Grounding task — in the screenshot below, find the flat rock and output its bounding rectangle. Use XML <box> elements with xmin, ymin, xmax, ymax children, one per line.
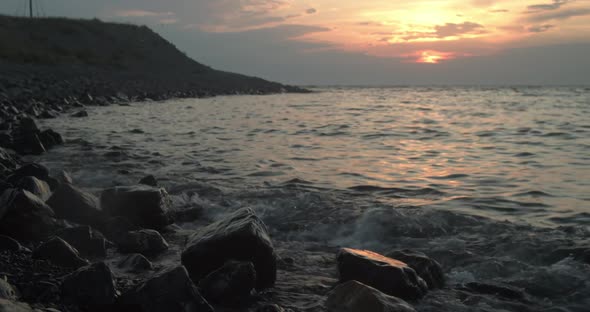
<box><xmin>181</xmin><ymin>208</ymin><xmax>276</xmax><ymax>289</ymax></box>
<box><xmin>61</xmin><ymin>262</ymin><xmax>116</xmax><ymax>305</ymax></box>
<box><xmin>198</xmin><ymin>260</ymin><xmax>256</xmax><ymax>304</ymax></box>
<box><xmin>46</xmin><ymin>183</ymin><xmax>104</xmax><ymax>226</ymax></box>
<box><xmin>118</xmin><ymin>266</ymin><xmax>213</xmax><ymax>312</ymax></box>
<box><xmin>117</xmin><ymin>229</ymin><xmax>169</xmax><ymax>256</ymax></box>
<box><xmin>100</xmin><ymin>185</ymin><xmax>172</xmax><ymax>230</ymax></box>
<box><xmin>118</xmin><ymin>253</ymin><xmax>153</xmax><ymax>272</ymax></box>
<box><xmin>55</xmin><ymin>226</ymin><xmax>108</xmax><ymax>258</ymax></box>
<box><xmin>326</xmin><ymin>280</ymin><xmax>416</xmax><ymax>312</ymax></box>
<box><xmin>337</xmin><ymin>248</ymin><xmax>428</xmax><ymax>300</ymax></box>
<box><xmin>16</xmin><ymin>176</ymin><xmax>51</xmax><ymax>201</ymax></box>
<box><xmin>32</xmin><ymin>237</ymin><xmax>89</xmax><ymax>268</ymax></box>
<box><xmin>0</xmin><ymin>189</ymin><xmax>58</xmax><ymax>241</ymax></box>
<box><xmin>386</xmin><ymin>250</ymin><xmax>445</xmax><ymax>289</ymax></box>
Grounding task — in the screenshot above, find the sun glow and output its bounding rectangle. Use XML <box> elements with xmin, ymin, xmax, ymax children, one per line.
<box><xmin>416</xmin><ymin>50</ymin><xmax>452</xmax><ymax>64</ymax></box>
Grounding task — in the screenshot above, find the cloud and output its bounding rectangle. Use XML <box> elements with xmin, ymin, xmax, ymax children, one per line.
<box><xmin>490</xmin><ymin>9</ymin><xmax>509</xmax><ymax>13</ymax></box>
<box><xmin>306</xmin><ymin>8</ymin><xmax>317</xmax><ymax>14</ymax></box>
<box><xmin>527</xmin><ymin>0</ymin><xmax>569</xmax><ymax>12</ymax></box>
<box><xmin>527</xmin><ymin>8</ymin><xmax>590</xmax><ymax>22</ymax></box>
<box><xmin>115</xmin><ymin>10</ymin><xmax>174</xmax><ymax>17</ymax></box>
<box><xmin>527</xmin><ymin>24</ymin><xmax>555</xmax><ymax>32</ymax></box>
<box><xmin>400</xmin><ymin>22</ymin><xmax>486</xmax><ymax>41</ymax></box>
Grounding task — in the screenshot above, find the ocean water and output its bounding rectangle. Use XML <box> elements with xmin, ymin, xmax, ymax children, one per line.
<box><xmin>32</xmin><ymin>87</ymin><xmax>590</xmax><ymax>311</ymax></box>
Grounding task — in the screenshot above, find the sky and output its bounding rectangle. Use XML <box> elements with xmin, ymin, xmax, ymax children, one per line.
<box><xmin>2</xmin><ymin>0</ymin><xmax>590</xmax><ymax>85</ymax></box>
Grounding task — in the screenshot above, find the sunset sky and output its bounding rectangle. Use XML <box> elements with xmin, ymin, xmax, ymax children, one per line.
<box><xmin>2</xmin><ymin>0</ymin><xmax>589</xmax><ymax>84</ymax></box>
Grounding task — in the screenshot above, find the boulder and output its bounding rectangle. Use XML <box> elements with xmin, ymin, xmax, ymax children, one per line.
<box><xmin>118</xmin><ymin>254</ymin><xmax>153</xmax><ymax>272</ymax></box>
<box><xmin>118</xmin><ymin>266</ymin><xmax>213</xmax><ymax>312</ymax></box>
<box><xmin>16</xmin><ymin>176</ymin><xmax>51</xmax><ymax>201</ymax></box>
<box><xmin>386</xmin><ymin>250</ymin><xmax>445</xmax><ymax>289</ymax></box>
<box><xmin>17</xmin><ymin>117</ymin><xmax>39</xmax><ymax>133</ymax></box>
<box><xmin>70</xmin><ymin>110</ymin><xmax>88</xmax><ymax>118</ymax></box>
<box><xmin>0</xmin><ymin>189</ymin><xmax>58</xmax><ymax>241</ymax></box>
<box><xmin>10</xmin><ymin>133</ymin><xmax>45</xmax><ymax>155</ymax></box>
<box><xmin>326</xmin><ymin>280</ymin><xmax>416</xmax><ymax>312</ymax></box>
<box><xmin>38</xmin><ymin>129</ymin><xmax>63</xmax><ymax>150</ymax></box>
<box><xmin>46</xmin><ymin>183</ymin><xmax>104</xmax><ymax>226</ymax></box>
<box><xmin>100</xmin><ymin>185</ymin><xmax>172</xmax><ymax>230</ymax></box>
<box><xmin>32</xmin><ymin>237</ymin><xmax>89</xmax><ymax>268</ymax></box>
<box><xmin>117</xmin><ymin>230</ymin><xmax>169</xmax><ymax>256</ymax></box>
<box><xmin>99</xmin><ymin>216</ymin><xmax>141</xmax><ymax>243</ymax></box>
<box><xmin>0</xmin><ymin>235</ymin><xmax>26</xmax><ymax>252</ymax></box>
<box><xmin>55</xmin><ymin>226</ymin><xmax>108</xmax><ymax>258</ymax></box>
<box><xmin>56</xmin><ymin>170</ymin><xmax>73</xmax><ymax>185</ymax></box>
<box><xmin>198</xmin><ymin>261</ymin><xmax>256</xmax><ymax>304</ymax></box>
<box><xmin>181</xmin><ymin>208</ymin><xmax>276</xmax><ymax>289</ymax></box>
<box><xmin>0</xmin><ymin>278</ymin><xmax>18</xmax><ymax>300</ymax></box>
<box><xmin>6</xmin><ymin>163</ymin><xmax>50</xmax><ymax>184</ymax></box>
<box><xmin>61</xmin><ymin>262</ymin><xmax>117</xmax><ymax>305</ymax></box>
<box><xmin>0</xmin><ymin>147</ymin><xmax>19</xmax><ymax>173</ymax></box>
<box><xmin>0</xmin><ymin>299</ymin><xmax>36</xmax><ymax>312</ymax></box>
<box><xmin>337</xmin><ymin>248</ymin><xmax>428</xmax><ymax>300</ymax></box>
<box><xmin>139</xmin><ymin>175</ymin><xmax>158</xmax><ymax>187</ymax></box>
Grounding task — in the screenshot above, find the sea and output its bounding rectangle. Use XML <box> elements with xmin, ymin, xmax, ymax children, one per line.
<box><xmin>31</xmin><ymin>86</ymin><xmax>590</xmax><ymax>311</ymax></box>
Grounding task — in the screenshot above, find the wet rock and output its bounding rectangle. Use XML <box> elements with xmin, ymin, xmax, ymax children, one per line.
<box><xmin>182</xmin><ymin>208</ymin><xmax>276</xmax><ymax>290</ymax></box>
<box><xmin>46</xmin><ymin>183</ymin><xmax>104</xmax><ymax>226</ymax></box>
<box><xmin>117</xmin><ymin>229</ymin><xmax>169</xmax><ymax>256</ymax></box>
<box><xmin>38</xmin><ymin>110</ymin><xmax>58</xmax><ymax>119</ymax></box>
<box><xmin>337</xmin><ymin>248</ymin><xmax>428</xmax><ymax>300</ymax></box>
<box><xmin>0</xmin><ymin>189</ymin><xmax>58</xmax><ymax>241</ymax></box>
<box><xmin>38</xmin><ymin>129</ymin><xmax>63</xmax><ymax>149</ymax></box>
<box><xmin>6</xmin><ymin>163</ymin><xmax>50</xmax><ymax>185</ymax></box>
<box><xmin>139</xmin><ymin>175</ymin><xmax>158</xmax><ymax>187</ymax></box>
<box><xmin>99</xmin><ymin>216</ymin><xmax>141</xmax><ymax>243</ymax></box>
<box><xmin>55</xmin><ymin>226</ymin><xmax>108</xmax><ymax>258</ymax></box>
<box><xmin>0</xmin><ymin>147</ymin><xmax>19</xmax><ymax>173</ymax></box>
<box><xmin>70</xmin><ymin>110</ymin><xmax>88</xmax><ymax>118</ymax></box>
<box><xmin>56</xmin><ymin>170</ymin><xmax>73</xmax><ymax>185</ymax></box>
<box><xmin>386</xmin><ymin>250</ymin><xmax>445</xmax><ymax>289</ymax></box>
<box><xmin>100</xmin><ymin>185</ymin><xmax>172</xmax><ymax>230</ymax></box>
<box><xmin>118</xmin><ymin>266</ymin><xmax>213</xmax><ymax>312</ymax></box>
<box><xmin>0</xmin><ymin>299</ymin><xmax>36</xmax><ymax>311</ymax></box>
<box><xmin>32</xmin><ymin>237</ymin><xmax>89</xmax><ymax>268</ymax></box>
<box><xmin>326</xmin><ymin>280</ymin><xmax>416</xmax><ymax>312</ymax></box>
<box><xmin>61</xmin><ymin>262</ymin><xmax>117</xmax><ymax>305</ymax></box>
<box><xmin>198</xmin><ymin>260</ymin><xmax>256</xmax><ymax>304</ymax></box>
<box><xmin>0</xmin><ymin>235</ymin><xmax>25</xmax><ymax>252</ymax></box>
<box><xmin>11</xmin><ymin>133</ymin><xmax>46</xmax><ymax>155</ymax></box>
<box><xmin>0</xmin><ymin>278</ymin><xmax>18</xmax><ymax>300</ymax></box>
<box><xmin>17</xmin><ymin>117</ymin><xmax>39</xmax><ymax>133</ymax></box>
<box><xmin>118</xmin><ymin>253</ymin><xmax>153</xmax><ymax>272</ymax></box>
<box><xmin>16</xmin><ymin>176</ymin><xmax>51</xmax><ymax>201</ymax></box>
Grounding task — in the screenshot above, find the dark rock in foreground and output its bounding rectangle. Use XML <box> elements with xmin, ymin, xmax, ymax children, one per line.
<box><xmin>118</xmin><ymin>266</ymin><xmax>213</xmax><ymax>312</ymax></box>
<box><xmin>337</xmin><ymin>248</ymin><xmax>428</xmax><ymax>301</ymax></box>
<box><xmin>198</xmin><ymin>260</ymin><xmax>256</xmax><ymax>304</ymax></box>
<box><xmin>32</xmin><ymin>237</ymin><xmax>89</xmax><ymax>268</ymax></box>
<box><xmin>0</xmin><ymin>189</ymin><xmax>58</xmax><ymax>241</ymax></box>
<box><xmin>46</xmin><ymin>183</ymin><xmax>104</xmax><ymax>227</ymax></box>
<box><xmin>0</xmin><ymin>235</ymin><xmax>25</xmax><ymax>252</ymax></box>
<box><xmin>181</xmin><ymin>208</ymin><xmax>276</xmax><ymax>290</ymax></box>
<box><xmin>326</xmin><ymin>280</ymin><xmax>416</xmax><ymax>312</ymax></box>
<box><xmin>117</xmin><ymin>229</ymin><xmax>169</xmax><ymax>256</ymax></box>
<box><xmin>16</xmin><ymin>176</ymin><xmax>51</xmax><ymax>201</ymax></box>
<box><xmin>6</xmin><ymin>163</ymin><xmax>50</xmax><ymax>185</ymax></box>
<box><xmin>387</xmin><ymin>250</ymin><xmax>445</xmax><ymax>289</ymax></box>
<box><xmin>118</xmin><ymin>253</ymin><xmax>153</xmax><ymax>272</ymax></box>
<box><xmin>55</xmin><ymin>226</ymin><xmax>108</xmax><ymax>258</ymax></box>
<box><xmin>101</xmin><ymin>185</ymin><xmax>172</xmax><ymax>230</ymax></box>
<box><xmin>61</xmin><ymin>262</ymin><xmax>117</xmax><ymax>305</ymax></box>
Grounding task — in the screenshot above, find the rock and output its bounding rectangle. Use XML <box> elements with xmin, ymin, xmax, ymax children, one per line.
<box><xmin>0</xmin><ymin>235</ymin><xmax>25</xmax><ymax>252</ymax></box>
<box><xmin>17</xmin><ymin>117</ymin><xmax>39</xmax><ymax>133</ymax></box>
<box><xmin>61</xmin><ymin>262</ymin><xmax>117</xmax><ymax>305</ymax></box>
<box><xmin>0</xmin><ymin>278</ymin><xmax>18</xmax><ymax>300</ymax></box>
<box><xmin>386</xmin><ymin>250</ymin><xmax>445</xmax><ymax>289</ymax></box>
<box><xmin>38</xmin><ymin>129</ymin><xmax>63</xmax><ymax>149</ymax></box>
<box><xmin>6</xmin><ymin>163</ymin><xmax>50</xmax><ymax>184</ymax></box>
<box><xmin>55</xmin><ymin>226</ymin><xmax>108</xmax><ymax>258</ymax></box>
<box><xmin>0</xmin><ymin>189</ymin><xmax>58</xmax><ymax>241</ymax></box>
<box><xmin>0</xmin><ymin>147</ymin><xmax>19</xmax><ymax>173</ymax></box>
<box><xmin>117</xmin><ymin>230</ymin><xmax>169</xmax><ymax>256</ymax></box>
<box><xmin>32</xmin><ymin>237</ymin><xmax>89</xmax><ymax>268</ymax></box>
<box><xmin>99</xmin><ymin>216</ymin><xmax>141</xmax><ymax>242</ymax></box>
<box><xmin>100</xmin><ymin>185</ymin><xmax>172</xmax><ymax>230</ymax></box>
<box><xmin>139</xmin><ymin>175</ymin><xmax>158</xmax><ymax>187</ymax></box>
<box><xmin>458</xmin><ymin>282</ymin><xmax>526</xmax><ymax>300</ymax></box>
<box><xmin>0</xmin><ymin>299</ymin><xmax>36</xmax><ymax>312</ymax></box>
<box><xmin>38</xmin><ymin>110</ymin><xmax>58</xmax><ymax>119</ymax></box>
<box><xmin>16</xmin><ymin>176</ymin><xmax>51</xmax><ymax>201</ymax></box>
<box><xmin>198</xmin><ymin>260</ymin><xmax>256</xmax><ymax>304</ymax></box>
<box><xmin>70</xmin><ymin>110</ymin><xmax>88</xmax><ymax>118</ymax></box>
<box><xmin>46</xmin><ymin>183</ymin><xmax>104</xmax><ymax>226</ymax></box>
<box><xmin>256</xmin><ymin>304</ymin><xmax>285</xmax><ymax>312</ymax></box>
<box><xmin>11</xmin><ymin>133</ymin><xmax>46</xmax><ymax>155</ymax></box>
<box><xmin>118</xmin><ymin>266</ymin><xmax>213</xmax><ymax>312</ymax></box>
<box><xmin>337</xmin><ymin>248</ymin><xmax>428</xmax><ymax>300</ymax></box>
<box><xmin>181</xmin><ymin>208</ymin><xmax>276</xmax><ymax>290</ymax></box>
<box><xmin>326</xmin><ymin>280</ymin><xmax>416</xmax><ymax>312</ymax></box>
<box><xmin>56</xmin><ymin>171</ymin><xmax>73</xmax><ymax>185</ymax></box>
<box><xmin>118</xmin><ymin>254</ymin><xmax>153</xmax><ymax>272</ymax></box>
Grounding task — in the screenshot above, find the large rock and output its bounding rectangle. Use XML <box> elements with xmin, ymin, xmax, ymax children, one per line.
<box><xmin>198</xmin><ymin>260</ymin><xmax>256</xmax><ymax>304</ymax></box>
<box><xmin>0</xmin><ymin>235</ymin><xmax>27</xmax><ymax>253</ymax></box>
<box><xmin>99</xmin><ymin>216</ymin><xmax>141</xmax><ymax>243</ymax></box>
<box><xmin>118</xmin><ymin>266</ymin><xmax>213</xmax><ymax>312</ymax></box>
<box><xmin>181</xmin><ymin>208</ymin><xmax>276</xmax><ymax>289</ymax></box>
<box><xmin>0</xmin><ymin>279</ymin><xmax>18</xmax><ymax>300</ymax></box>
<box><xmin>337</xmin><ymin>248</ymin><xmax>428</xmax><ymax>300</ymax></box>
<box><xmin>15</xmin><ymin>176</ymin><xmax>51</xmax><ymax>201</ymax></box>
<box><xmin>55</xmin><ymin>226</ymin><xmax>108</xmax><ymax>258</ymax></box>
<box><xmin>0</xmin><ymin>189</ymin><xmax>58</xmax><ymax>241</ymax></box>
<box><xmin>46</xmin><ymin>183</ymin><xmax>104</xmax><ymax>226</ymax></box>
<box><xmin>386</xmin><ymin>250</ymin><xmax>445</xmax><ymax>289</ymax></box>
<box><xmin>6</xmin><ymin>163</ymin><xmax>50</xmax><ymax>185</ymax></box>
<box><xmin>61</xmin><ymin>262</ymin><xmax>117</xmax><ymax>305</ymax></box>
<box><xmin>117</xmin><ymin>229</ymin><xmax>169</xmax><ymax>256</ymax></box>
<box><xmin>32</xmin><ymin>237</ymin><xmax>89</xmax><ymax>268</ymax></box>
<box><xmin>11</xmin><ymin>133</ymin><xmax>46</xmax><ymax>155</ymax></box>
<box><xmin>326</xmin><ymin>280</ymin><xmax>416</xmax><ymax>312</ymax></box>
<box><xmin>118</xmin><ymin>254</ymin><xmax>153</xmax><ymax>272</ymax></box>
<box><xmin>100</xmin><ymin>185</ymin><xmax>172</xmax><ymax>230</ymax></box>
<box><xmin>38</xmin><ymin>129</ymin><xmax>63</xmax><ymax>150</ymax></box>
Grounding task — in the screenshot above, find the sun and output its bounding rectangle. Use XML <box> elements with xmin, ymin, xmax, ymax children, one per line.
<box><xmin>416</xmin><ymin>50</ymin><xmax>453</xmax><ymax>64</ymax></box>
